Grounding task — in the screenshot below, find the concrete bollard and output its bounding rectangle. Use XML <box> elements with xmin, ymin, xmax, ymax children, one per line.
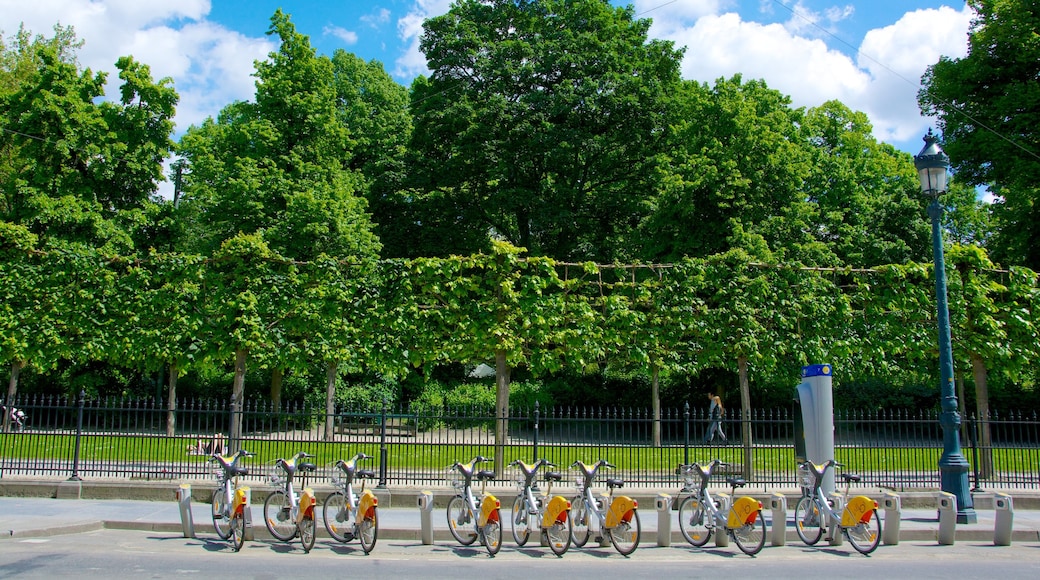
<box><xmin>937</xmin><ymin>491</ymin><xmax>956</xmax><ymax>545</ymax></box>
<box><xmin>176</xmin><ymin>483</ymin><xmax>195</xmax><ymax>538</ymax></box>
<box><xmin>596</xmin><ymin>493</ymin><xmax>610</xmax><ymax>547</ymax></box>
<box><xmin>714</xmin><ymin>494</ymin><xmax>730</xmax><ymax>547</ymax></box>
<box><xmin>656</xmin><ymin>493</ymin><xmax>672</xmax><ymax>547</ymax></box>
<box><xmin>769</xmin><ymin>493</ymin><xmax>786</xmax><ymax>546</ymax></box>
<box><xmin>418</xmin><ymin>490</ymin><xmax>435</xmax><ymax>545</ymax></box>
<box><xmin>242</xmin><ymin>487</ymin><xmax>254</xmax><ymax>542</ymax></box>
<box><xmin>882</xmin><ymin>491</ymin><xmax>901</xmax><ymax>545</ymax></box>
<box><xmin>994</xmin><ymin>492</ymin><xmax>1014</xmax><ymax>546</ymax></box>
<box><xmin>827</xmin><ymin>493</ymin><xmax>844</xmax><ymax>546</ymax></box>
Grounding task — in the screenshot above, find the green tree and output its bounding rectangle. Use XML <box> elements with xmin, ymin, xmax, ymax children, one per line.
<box><xmin>918</xmin><ymin>0</ymin><xmax>1040</xmax><ymax>268</ymax></box>
<box><xmin>407</xmin><ymin>0</ymin><xmax>683</xmax><ymax>261</ymax></box>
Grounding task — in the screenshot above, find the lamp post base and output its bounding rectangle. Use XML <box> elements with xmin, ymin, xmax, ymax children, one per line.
<box><xmin>940</xmin><ymin>453</ymin><xmax>977</xmax><ymax>524</ymax></box>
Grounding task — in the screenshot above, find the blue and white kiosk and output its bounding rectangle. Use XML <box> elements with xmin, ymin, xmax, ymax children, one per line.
<box><xmin>795</xmin><ymin>364</ymin><xmax>835</xmax><ymax>494</ymax></box>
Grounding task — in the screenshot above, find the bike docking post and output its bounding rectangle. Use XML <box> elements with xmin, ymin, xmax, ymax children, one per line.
<box><xmin>881</xmin><ymin>491</ymin><xmax>901</xmax><ymax>545</ymax></box>
<box><xmin>937</xmin><ymin>491</ymin><xmax>957</xmax><ymax>545</ymax></box>
<box><xmin>418</xmin><ymin>490</ymin><xmax>435</xmax><ymax>545</ymax></box>
<box><xmin>713</xmin><ymin>493</ymin><xmax>731</xmax><ymax>547</ymax></box>
<box><xmin>826</xmin><ymin>492</ymin><xmax>844</xmax><ymax>546</ymax></box>
<box><xmin>241</xmin><ymin>487</ymin><xmax>254</xmax><ymax>541</ymax></box>
<box><xmin>769</xmin><ymin>492</ymin><xmax>786</xmax><ymax>546</ymax></box>
<box><xmin>655</xmin><ymin>493</ymin><xmax>672</xmax><ymax>547</ymax></box>
<box><xmin>175</xmin><ymin>483</ymin><xmax>195</xmax><ymax>538</ymax></box>
<box><xmin>595</xmin><ymin>492</ymin><xmax>610</xmax><ymax>547</ymax></box>
<box><xmin>993</xmin><ymin>492</ymin><xmax>1013</xmax><ymax>546</ymax></box>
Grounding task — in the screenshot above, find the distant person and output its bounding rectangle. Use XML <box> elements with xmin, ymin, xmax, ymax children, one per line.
<box><xmin>703</xmin><ymin>392</ymin><xmax>727</xmax><ymax>444</ymax></box>
<box><xmin>187</xmin><ymin>433</ymin><xmax>227</xmax><ymax>455</ymax></box>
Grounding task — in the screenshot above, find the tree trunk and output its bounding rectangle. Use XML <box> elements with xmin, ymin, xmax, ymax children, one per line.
<box><xmin>270</xmin><ymin>368</ymin><xmax>284</xmax><ymax>411</ymax></box>
<box><xmin>651</xmin><ymin>365</ymin><xmax>661</xmax><ymax>448</ymax></box>
<box><xmin>4</xmin><ymin>360</ymin><xmax>25</xmax><ymax>434</ymax></box>
<box><xmin>230</xmin><ymin>349</ymin><xmax>247</xmax><ymax>451</ymax></box>
<box><xmin>738</xmin><ymin>355</ymin><xmax>753</xmax><ymax>480</ymax></box>
<box><xmin>324</xmin><ymin>360</ymin><xmax>338</xmax><ymax>441</ymax></box>
<box><xmin>971</xmin><ymin>352</ymin><xmax>993</xmax><ymax>479</ymax></box>
<box><xmin>166</xmin><ymin>362</ymin><xmax>178</xmax><ymax>436</ymax></box>
<box><xmin>494</xmin><ymin>349</ymin><xmax>510</xmax><ymax>477</ymax></box>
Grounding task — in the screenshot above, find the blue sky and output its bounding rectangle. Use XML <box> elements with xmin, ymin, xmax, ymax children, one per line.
<box><xmin>2</xmin><ymin>1</ymin><xmax>974</xmax><ymax>159</ymax></box>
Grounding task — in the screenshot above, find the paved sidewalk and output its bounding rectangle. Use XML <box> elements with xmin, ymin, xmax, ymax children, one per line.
<box><xmin>3</xmin><ymin>484</ymin><xmax>1039</xmax><ymax>545</ymax></box>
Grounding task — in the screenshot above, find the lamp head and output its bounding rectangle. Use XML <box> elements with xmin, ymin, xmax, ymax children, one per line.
<box><xmin>914</xmin><ymin>128</ymin><xmax>950</xmax><ymax>198</ymax></box>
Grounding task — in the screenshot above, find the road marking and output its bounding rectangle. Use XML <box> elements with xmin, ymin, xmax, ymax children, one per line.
<box><xmin>20</xmin><ymin>539</ymin><xmax>50</xmax><ymax>543</ymax></box>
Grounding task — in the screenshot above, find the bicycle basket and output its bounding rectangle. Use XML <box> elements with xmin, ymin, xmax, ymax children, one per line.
<box><xmin>679</xmin><ymin>465</ymin><xmax>697</xmax><ymax>489</ymax></box>
<box><xmin>446</xmin><ymin>467</ymin><xmax>464</xmax><ymax>490</ymax></box>
<box><xmin>268</xmin><ymin>464</ymin><xmax>284</xmax><ymax>485</ymax></box>
<box><xmin>797</xmin><ymin>465</ymin><xmax>812</xmax><ymax>488</ymax></box>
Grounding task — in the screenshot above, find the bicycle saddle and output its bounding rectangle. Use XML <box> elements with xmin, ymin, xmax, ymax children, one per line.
<box><xmin>358</xmin><ymin>469</ymin><xmax>376</xmax><ymax>479</ymax></box>
<box><xmin>544</xmin><ymin>471</ymin><xmax>563</xmax><ymax>482</ymax></box>
<box><xmin>606</xmin><ymin>478</ymin><xmax>624</xmax><ymax>489</ymax></box>
<box><xmin>230</xmin><ymin>466</ymin><xmax>249</xmax><ymax>477</ymax></box>
<box><xmin>726</xmin><ymin>477</ymin><xmax>746</xmax><ymax>488</ymax></box>
<box><xmin>840</xmin><ymin>473</ymin><xmax>862</xmax><ymax>483</ymax></box>
<box><xmin>476</xmin><ymin>470</ymin><xmax>495</xmax><ymax>481</ymax></box>
<box><xmin>299</xmin><ymin>462</ymin><xmax>317</xmax><ymax>472</ymax></box>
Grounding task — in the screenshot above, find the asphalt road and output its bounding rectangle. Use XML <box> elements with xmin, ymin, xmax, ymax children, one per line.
<box><xmin>2</xmin><ymin>528</ymin><xmax>1040</xmax><ymax>579</ymax></box>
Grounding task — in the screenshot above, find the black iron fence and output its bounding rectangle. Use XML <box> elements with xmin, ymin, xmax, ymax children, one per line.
<box><xmin>2</xmin><ymin>394</ymin><xmax>1038</xmax><ymax>491</ymax></box>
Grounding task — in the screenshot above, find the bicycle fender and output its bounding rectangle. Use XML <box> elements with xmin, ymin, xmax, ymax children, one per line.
<box><xmin>726</xmin><ymin>496</ymin><xmax>762</xmax><ymax>529</ymax></box>
<box><xmin>232</xmin><ymin>486</ymin><xmax>250</xmax><ymax>515</ymax></box>
<box><xmin>541</xmin><ymin>495</ymin><xmax>571</xmax><ymax>528</ymax></box>
<box><xmin>479</xmin><ymin>494</ymin><xmax>501</xmax><ymax>526</ymax></box>
<box><xmin>357</xmin><ymin>489</ymin><xmax>379</xmax><ymax>523</ymax></box>
<box><xmin>841</xmin><ymin>495</ymin><xmax>877</xmax><ymax>526</ymax></box>
<box><xmin>297</xmin><ymin>488</ymin><xmax>317</xmax><ymax>524</ymax></box>
<box><xmin>604</xmin><ymin>496</ymin><xmax>637</xmax><ymax>528</ymax></box>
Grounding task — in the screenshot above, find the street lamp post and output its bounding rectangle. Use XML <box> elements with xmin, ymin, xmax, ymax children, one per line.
<box><xmin>913</xmin><ymin>129</ymin><xmax>977</xmax><ymax>524</ymax></box>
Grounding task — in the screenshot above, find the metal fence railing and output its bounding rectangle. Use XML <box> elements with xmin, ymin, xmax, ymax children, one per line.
<box><xmin>2</xmin><ymin>394</ymin><xmax>1037</xmax><ymax>491</ymax></box>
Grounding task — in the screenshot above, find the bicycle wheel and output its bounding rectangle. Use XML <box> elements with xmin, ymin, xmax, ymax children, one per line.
<box><xmin>545</xmin><ymin>512</ymin><xmax>572</xmax><ymax>556</ymax></box>
<box><xmin>322</xmin><ymin>491</ymin><xmax>355</xmax><ymax>543</ymax></box>
<box><xmin>678</xmin><ymin>496</ymin><xmax>711</xmax><ymax>546</ymax></box>
<box><xmin>299</xmin><ymin>514</ymin><xmax>316</xmax><ymax>553</ymax></box>
<box><xmin>570</xmin><ymin>498</ymin><xmax>590</xmax><ymax>547</ymax></box>
<box><xmin>511</xmin><ymin>495</ymin><xmax>532</xmax><ymax>546</ymax></box>
<box><xmin>794</xmin><ymin>496</ymin><xmax>824</xmax><ymax>545</ymax></box>
<box><xmin>482</xmin><ymin>510</ymin><xmax>502</xmax><ymax>555</ymax></box>
<box><xmin>731</xmin><ymin>510</ymin><xmax>766</xmax><ymax>556</ymax></box>
<box><xmin>211</xmin><ymin>487</ymin><xmax>232</xmax><ymax>540</ymax></box>
<box><xmin>608</xmin><ymin>509</ymin><xmax>640</xmax><ymax>556</ymax></box>
<box><xmin>846</xmin><ymin>509</ymin><xmax>881</xmax><ymax>555</ymax></box>
<box><xmin>264</xmin><ymin>490</ymin><xmax>297</xmax><ymax>542</ymax></box>
<box><xmin>358</xmin><ymin>509</ymin><xmax>378</xmax><ymax>554</ymax></box>
<box><xmin>230</xmin><ymin>511</ymin><xmax>245</xmax><ymax>552</ymax></box>
<box><xmin>447</xmin><ymin>496</ymin><xmax>477</xmax><ymax>545</ymax></box>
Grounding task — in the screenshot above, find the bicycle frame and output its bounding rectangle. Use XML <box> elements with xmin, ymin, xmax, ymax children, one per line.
<box><xmin>572</xmin><ymin>460</ymin><xmax>636</xmax><ymax>531</ymax></box>
<box><xmin>795</xmin><ymin>459</ymin><xmax>881</xmax><ymax>555</ymax></box>
<box><xmin>509</xmin><ymin>458</ymin><xmax>571</xmax><ymax>553</ymax></box>
<box><xmin>335</xmin><ymin>453</ymin><xmax>379</xmax><ymax>528</ymax></box>
<box><xmin>803</xmin><ymin>460</ymin><xmax>874</xmax><ymax>532</ymax></box>
<box><xmin>447</xmin><ymin>455</ymin><xmax>502</xmax><ymax>555</ymax></box>
<box><xmin>678</xmin><ymin>460</ymin><xmax>759</xmax><ymax>530</ymax></box>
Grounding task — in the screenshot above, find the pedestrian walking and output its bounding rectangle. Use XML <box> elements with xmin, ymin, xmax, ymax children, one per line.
<box><xmin>703</xmin><ymin>392</ymin><xmax>727</xmax><ymax>443</ymax></box>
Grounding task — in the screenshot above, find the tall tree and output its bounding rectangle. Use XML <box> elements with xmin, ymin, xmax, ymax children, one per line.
<box><xmin>407</xmin><ymin>0</ymin><xmax>683</xmax><ymax>261</ymax></box>
<box><xmin>918</xmin><ymin>0</ymin><xmax>1040</xmax><ymax>268</ymax></box>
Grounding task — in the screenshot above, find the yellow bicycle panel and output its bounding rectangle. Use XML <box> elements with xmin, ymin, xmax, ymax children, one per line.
<box><xmin>726</xmin><ymin>496</ymin><xmax>762</xmax><ymax>529</ymax></box>
<box><xmin>604</xmin><ymin>496</ymin><xmax>637</xmax><ymax>528</ymax></box>
<box><xmin>358</xmin><ymin>489</ymin><xmax>378</xmax><ymax>523</ymax></box>
<box><xmin>479</xmin><ymin>494</ymin><xmax>501</xmax><ymax>526</ymax></box>
<box><xmin>297</xmin><ymin>488</ymin><xmax>317</xmax><ymax>523</ymax></box>
<box><xmin>841</xmin><ymin>495</ymin><xmax>878</xmax><ymax>526</ymax></box>
<box><xmin>232</xmin><ymin>486</ymin><xmax>250</xmax><ymax>514</ymax></box>
<box><xmin>541</xmin><ymin>495</ymin><xmax>571</xmax><ymax>528</ymax></box>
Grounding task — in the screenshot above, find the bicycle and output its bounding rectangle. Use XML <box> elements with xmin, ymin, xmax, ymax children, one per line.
<box><xmin>794</xmin><ymin>459</ymin><xmax>881</xmax><ymax>555</ymax></box>
<box><xmin>569</xmin><ymin>459</ymin><xmax>641</xmax><ymax>556</ymax></box>
<box><xmin>675</xmin><ymin>459</ymin><xmax>766</xmax><ymax>556</ymax></box>
<box><xmin>264</xmin><ymin>451</ymin><xmax>319</xmax><ymax>552</ymax></box>
<box><xmin>209</xmin><ymin>448</ymin><xmax>254</xmax><ymax>552</ymax></box>
<box><xmin>508</xmin><ymin>458</ymin><xmax>572</xmax><ymax>556</ymax></box>
<box><xmin>323</xmin><ymin>452</ymin><xmax>379</xmax><ymax>554</ymax></box>
<box><xmin>446</xmin><ymin>455</ymin><xmax>503</xmax><ymax>556</ymax></box>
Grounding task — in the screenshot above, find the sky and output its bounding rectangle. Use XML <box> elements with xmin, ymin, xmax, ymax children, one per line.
<box><xmin>1</xmin><ymin>0</ymin><xmax>975</xmax><ymax>174</ymax></box>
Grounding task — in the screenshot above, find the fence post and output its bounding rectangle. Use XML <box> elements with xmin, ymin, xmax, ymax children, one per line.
<box><xmin>378</xmin><ymin>396</ymin><xmax>388</xmax><ymax>488</ymax></box>
<box><xmin>533</xmin><ymin>401</ymin><xmax>540</xmax><ymax>464</ymax></box>
<box><xmin>969</xmin><ymin>414</ymin><xmax>982</xmax><ymax>492</ymax></box>
<box><xmin>69</xmin><ymin>390</ymin><xmax>85</xmax><ymax>481</ymax></box>
<box><xmin>683</xmin><ymin>402</ymin><xmax>690</xmax><ymax>467</ymax></box>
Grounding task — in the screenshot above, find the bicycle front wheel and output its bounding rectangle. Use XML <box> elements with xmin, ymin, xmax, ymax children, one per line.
<box><xmin>846</xmin><ymin>509</ymin><xmax>881</xmax><ymax>555</ymax></box>
<box><xmin>482</xmin><ymin>510</ymin><xmax>502</xmax><ymax>555</ymax></box>
<box><xmin>608</xmin><ymin>509</ymin><xmax>641</xmax><ymax>556</ymax></box>
<box><xmin>545</xmin><ymin>513</ymin><xmax>572</xmax><ymax>556</ymax></box>
<box><xmin>731</xmin><ymin>510</ymin><xmax>766</xmax><ymax>556</ymax></box>
<box><xmin>511</xmin><ymin>495</ymin><xmax>532</xmax><ymax>546</ymax></box>
<box><xmin>570</xmin><ymin>497</ymin><xmax>590</xmax><ymax>547</ymax></box>
<box><xmin>678</xmin><ymin>496</ymin><xmax>711</xmax><ymax>546</ymax></box>
<box><xmin>299</xmin><ymin>514</ymin><xmax>316</xmax><ymax>553</ymax></box>
<box><xmin>211</xmin><ymin>487</ymin><xmax>232</xmax><ymax>540</ymax></box>
<box><xmin>264</xmin><ymin>490</ymin><xmax>297</xmax><ymax>541</ymax></box>
<box><xmin>322</xmin><ymin>491</ymin><xmax>355</xmax><ymax>543</ymax></box>
<box><xmin>447</xmin><ymin>496</ymin><xmax>477</xmax><ymax>545</ymax></box>
<box><xmin>794</xmin><ymin>496</ymin><xmax>824</xmax><ymax>545</ymax></box>
<box><xmin>358</xmin><ymin>509</ymin><xmax>378</xmax><ymax>554</ymax></box>
<box><xmin>230</xmin><ymin>511</ymin><xmax>245</xmax><ymax>552</ymax></box>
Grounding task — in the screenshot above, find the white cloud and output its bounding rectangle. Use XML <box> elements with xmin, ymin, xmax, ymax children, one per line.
<box><xmin>394</xmin><ymin>0</ymin><xmax>452</xmax><ymax>80</ymax></box>
<box><xmin>324</xmin><ymin>25</ymin><xmax>358</xmax><ymax>45</ymax></box>
<box><xmin>361</xmin><ymin>8</ymin><xmax>391</xmax><ymax>29</ymax></box>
